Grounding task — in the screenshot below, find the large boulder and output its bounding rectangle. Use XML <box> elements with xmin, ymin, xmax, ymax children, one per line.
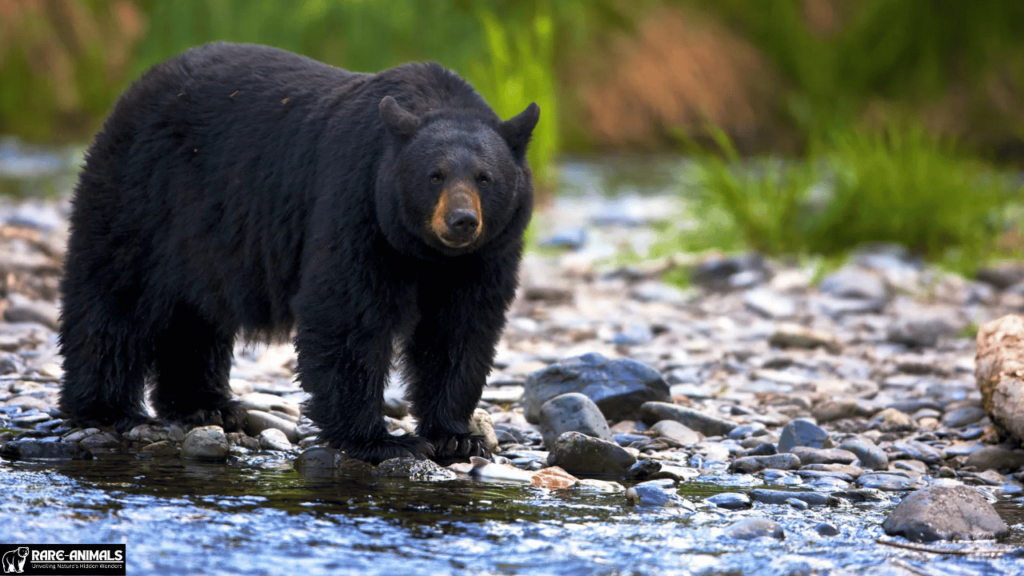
<box><xmin>523</xmin><ymin>353</ymin><xmax>670</xmax><ymax>424</ymax></box>
<box><xmin>975</xmin><ymin>315</ymin><xmax>1024</xmax><ymax>443</ymax></box>
<box><xmin>882</xmin><ymin>485</ymin><xmax>1009</xmax><ymax>542</ymax></box>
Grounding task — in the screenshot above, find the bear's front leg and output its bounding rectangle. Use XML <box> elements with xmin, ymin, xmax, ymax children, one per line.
<box><xmin>404</xmin><ymin>256</ymin><xmax>519</xmax><ymax>463</ymax></box>
<box><xmin>295</xmin><ymin>313</ymin><xmax>432</xmax><ymax>465</ymax></box>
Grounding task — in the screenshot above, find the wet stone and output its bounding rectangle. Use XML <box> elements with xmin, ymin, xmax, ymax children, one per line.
<box><xmin>891</xmin><ymin>440</ymin><xmax>944</xmax><ymax>464</ymax></box>
<box><xmin>882</xmin><ymin>485</ymin><xmax>1010</xmax><ymax>542</ymax></box>
<box><xmin>244</xmin><ymin>410</ymin><xmax>299</xmax><ymax>443</ymax></box>
<box><xmin>62</xmin><ymin>428</ymin><xmax>101</xmax><ymax>444</ymax></box>
<box><xmin>857</xmin><ymin>473</ymin><xmax>920</xmax><ymax>491</ymax></box>
<box><xmin>79</xmin><ymin>431</ymin><xmax>121</xmax><ymax>450</ymax></box>
<box><xmin>0</xmin><ymin>437</ymin><xmax>92</xmax><ymax>460</ymax></box>
<box><xmin>706</xmin><ymin>492</ymin><xmax>751</xmax><ymax>510</ymax></box>
<box><xmin>625</xmin><ymin>480</ymin><xmax>695</xmax><ymax>511</ymax></box>
<box><xmin>649</xmin><ymin>420</ymin><xmax>702</xmax><ymax>446</ymax></box>
<box><xmin>729</xmin><ymin>453</ymin><xmax>801</xmax><ymax>473</ymax></box>
<box><xmin>723</xmin><ymin>518</ymin><xmax>785</xmax><ymax>540</ymax></box>
<box><xmin>293</xmin><ymin>447</ymin><xmax>345</xmax><ymax>471</ymax></box>
<box><xmin>126</xmin><ymin>423</ymin><xmax>185</xmax><ymax>444</ymax></box>
<box><xmin>778</xmin><ymin>418</ymin><xmax>830</xmax><ymax>453</ymax></box>
<box><xmin>140</xmin><ymin>440</ymin><xmax>179</xmax><ymax>457</ymax></box>
<box><xmin>180</xmin><ymin>426</ymin><xmax>230</xmax><ymax>461</ymax></box>
<box><xmin>239</xmin><ymin>392</ymin><xmax>301</xmax><ymax>418</ymax></box>
<box><xmin>624</xmin><ymin>459</ymin><xmax>662</xmax><ymax>482</ymax></box>
<box><xmin>374</xmin><ymin>457</ymin><xmax>457</xmax><ymax>482</ymax></box>
<box><xmin>523</xmin><ymin>353</ymin><xmax>671</xmax><ymax>423</ymax></box>
<box><xmin>786</xmin><ymin>497</ymin><xmax>809</xmax><ymax>510</ymax></box>
<box><xmin>941</xmin><ymin>405</ymin><xmax>986</xmax><ymax>428</ymax></box>
<box><xmin>964</xmin><ymin>446</ymin><xmax>1024</xmax><ymax>471</ymax></box>
<box><xmin>743</xmin><ymin>443</ymin><xmax>778</xmax><ymax>457</ymax></box>
<box><xmin>226</xmin><ymin>432</ymin><xmax>260</xmax><ymax>450</ymax></box>
<box><xmin>258</xmin><ymin>428</ymin><xmax>293</xmax><ymax>451</ymax></box>
<box><xmin>539</xmin><ymin>392</ymin><xmax>613</xmax><ymax>448</ymax></box>
<box><xmin>549</xmin><ymin>431</ymin><xmax>637</xmax><ymax>476</ymax></box>
<box><xmin>749</xmin><ymin>489</ymin><xmax>838</xmax><ymax>507</ymax></box>
<box><xmin>639</xmin><ymin>402</ymin><xmax>737</xmax><ymax>437</ymax></box>
<box><xmin>815</xmin><ymin>523</ymin><xmax>841</xmax><ymax>537</ymax></box>
<box><xmin>838</xmin><ymin>437</ymin><xmax>889</xmax><ymax>471</ymax></box>
<box><xmin>789</xmin><ymin>447</ymin><xmax>856</xmax><ymax>465</ymax></box>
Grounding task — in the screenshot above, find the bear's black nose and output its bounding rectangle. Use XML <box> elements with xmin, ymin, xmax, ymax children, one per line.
<box><xmin>446</xmin><ymin>209</ymin><xmax>479</xmax><ymax>235</ymax></box>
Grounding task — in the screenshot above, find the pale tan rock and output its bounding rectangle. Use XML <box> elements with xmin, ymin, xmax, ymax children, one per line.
<box><xmin>530</xmin><ymin>466</ymin><xmax>578</xmax><ymax>489</ymax></box>
<box><xmin>975</xmin><ymin>315</ymin><xmax>1024</xmax><ymax>443</ymax></box>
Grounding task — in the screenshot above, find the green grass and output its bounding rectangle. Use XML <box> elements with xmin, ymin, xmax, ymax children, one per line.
<box><xmin>676</xmin><ymin>124</ymin><xmax>1020</xmax><ymax>275</ymax></box>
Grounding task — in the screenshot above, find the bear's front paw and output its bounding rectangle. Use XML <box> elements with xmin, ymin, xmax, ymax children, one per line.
<box><xmin>429</xmin><ymin>434</ymin><xmax>491</xmax><ymax>464</ymax></box>
<box><xmin>343</xmin><ymin>434</ymin><xmax>435</xmax><ymax>465</ymax></box>
<box><xmin>162</xmin><ymin>401</ymin><xmax>249</xmax><ymax>432</ymax></box>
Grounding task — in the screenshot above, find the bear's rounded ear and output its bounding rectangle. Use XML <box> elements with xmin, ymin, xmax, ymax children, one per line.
<box><xmin>499</xmin><ymin>102</ymin><xmax>540</xmax><ymax>161</ymax></box>
<box><xmin>380</xmin><ymin>96</ymin><xmax>420</xmax><ymax>138</ymax></box>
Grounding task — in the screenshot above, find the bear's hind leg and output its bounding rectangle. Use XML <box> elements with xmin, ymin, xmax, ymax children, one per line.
<box><xmin>59</xmin><ymin>311</ymin><xmax>153</xmax><ymax>433</ymax></box>
<box><xmin>150</xmin><ymin>304</ymin><xmax>246</xmax><ymax>431</ymax></box>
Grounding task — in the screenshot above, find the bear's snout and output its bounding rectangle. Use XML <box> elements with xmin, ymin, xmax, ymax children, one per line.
<box><xmin>431</xmin><ymin>183</ymin><xmax>483</xmax><ymax>248</ymax></box>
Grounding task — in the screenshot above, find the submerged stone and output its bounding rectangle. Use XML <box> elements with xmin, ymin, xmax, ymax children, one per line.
<box><xmin>549</xmin><ymin>431</ymin><xmax>637</xmax><ymax>476</ymax></box>
<box><xmin>724</xmin><ymin>518</ymin><xmax>784</xmax><ymax>540</ymax></box>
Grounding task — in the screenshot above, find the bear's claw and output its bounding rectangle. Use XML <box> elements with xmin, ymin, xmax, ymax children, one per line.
<box><xmin>430</xmin><ymin>434</ymin><xmax>491</xmax><ymax>464</ymax></box>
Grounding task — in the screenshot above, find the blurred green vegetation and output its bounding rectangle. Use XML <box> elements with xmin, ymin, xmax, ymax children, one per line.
<box><xmin>1</xmin><ymin>0</ymin><xmax>1021</xmax><ymax>268</ymax></box>
<box><xmin>675</xmin><ymin>125</ymin><xmax>1021</xmax><ymax>276</ymax></box>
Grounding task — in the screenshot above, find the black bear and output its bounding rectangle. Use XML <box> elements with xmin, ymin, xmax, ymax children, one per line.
<box><xmin>58</xmin><ymin>42</ymin><xmax>537</xmax><ymax>464</ymax></box>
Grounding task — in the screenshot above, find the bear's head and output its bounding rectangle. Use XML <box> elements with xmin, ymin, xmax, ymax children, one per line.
<box><xmin>376</xmin><ymin>95</ymin><xmax>539</xmax><ymax>257</ymax></box>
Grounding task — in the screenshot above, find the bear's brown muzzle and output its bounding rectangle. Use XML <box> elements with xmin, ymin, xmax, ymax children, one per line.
<box><xmin>431</xmin><ymin>183</ymin><xmax>483</xmax><ymax>248</ymax></box>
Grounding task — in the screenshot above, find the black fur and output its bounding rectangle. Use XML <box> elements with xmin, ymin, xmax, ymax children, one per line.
<box><xmin>58</xmin><ymin>42</ymin><xmax>537</xmax><ymax>464</ymax></box>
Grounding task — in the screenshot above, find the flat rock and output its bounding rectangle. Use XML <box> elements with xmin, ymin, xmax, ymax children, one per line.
<box><xmin>374</xmin><ymin>457</ymin><xmax>457</xmax><ymax>481</ymax></box>
<box><xmin>882</xmin><ymin>485</ymin><xmax>1009</xmax><ymax>542</ymax></box>
<box><xmin>820</xmin><ymin>266</ymin><xmax>888</xmax><ymax>301</ymax></box>
<box><xmin>706</xmin><ymin>492</ymin><xmax>751</xmax><ymax>510</ymax></box>
<box><xmin>975</xmin><ymin>315</ymin><xmax>1024</xmax><ymax>444</ymax></box>
<box><xmin>789</xmin><ymin>447</ymin><xmax>857</xmax><ymax>465</ymax></box>
<box><xmin>729</xmin><ymin>453</ymin><xmax>801</xmax><ymax>473</ymax></box>
<box><xmin>238</xmin><ymin>392</ymin><xmax>301</xmax><ymax>418</ymax></box>
<box><xmin>748</xmin><ymin>489</ymin><xmax>838</xmax><ymax>507</ymax></box>
<box><xmin>649</xmin><ymin>420</ymin><xmax>702</xmax><ymax>446</ymax></box>
<box><xmin>243</xmin><ymin>410</ymin><xmax>299</xmax><ymax>443</ymax></box>
<box><xmin>78</xmin><ymin>431</ymin><xmax>121</xmax><ymax>450</ymax></box>
<box><xmin>886</xmin><ymin>316</ymin><xmax>957</xmax><ymax>348</ymax></box>
<box><xmin>626</xmin><ymin>479</ymin><xmax>695</xmax><ymax>511</ymax></box>
<box><xmin>523</xmin><ymin>353</ymin><xmax>671</xmax><ymax>423</ymax></box>
<box><xmin>0</xmin><ymin>438</ymin><xmax>92</xmax><ymax>460</ymax></box>
<box><xmin>3</xmin><ymin>294</ymin><xmax>60</xmax><ymax>330</ymax></box>
<box><xmin>724</xmin><ymin>518</ymin><xmax>784</xmax><ymax>540</ymax></box>
<box><xmin>941</xmin><ymin>405</ymin><xmax>987</xmax><ymax>428</ymax></box>
<box><xmin>768</xmin><ymin>324</ymin><xmax>842</xmax><ymax>354</ymax></box>
<box><xmin>258</xmin><ymin>428</ymin><xmax>293</xmax><ymax>451</ymax></box>
<box><xmin>639</xmin><ymin>402</ymin><xmax>736</xmax><ymax>437</ymax></box>
<box><xmin>743</xmin><ymin>287</ymin><xmax>796</xmax><ymax>318</ymax></box>
<box><xmin>891</xmin><ymin>439</ymin><xmax>944</xmax><ymax>464</ymax></box>
<box><xmin>549</xmin><ymin>431</ymin><xmax>637</xmax><ymax>476</ymax></box>
<box><xmin>539</xmin><ymin>392</ymin><xmax>612</xmax><ymax>448</ymax></box>
<box><xmin>181</xmin><ymin>426</ymin><xmax>230</xmax><ymax>461</ymax></box>
<box><xmin>778</xmin><ymin>418</ymin><xmax>829</xmax><ymax>452</ymax></box>
<box><xmin>856</xmin><ymin>473</ymin><xmax>920</xmax><ymax>491</ymax></box>
<box><xmin>964</xmin><ymin>446</ymin><xmax>1024</xmax><ymax>471</ymax></box>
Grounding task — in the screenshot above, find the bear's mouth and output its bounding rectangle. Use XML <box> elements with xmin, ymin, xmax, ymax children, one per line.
<box><xmin>431</xmin><ymin>185</ymin><xmax>483</xmax><ymax>248</ymax></box>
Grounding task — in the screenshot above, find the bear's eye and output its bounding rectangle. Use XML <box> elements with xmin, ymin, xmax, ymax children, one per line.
<box><xmin>478</xmin><ymin>175</ymin><xmax>490</xmax><ymax>187</ymax></box>
<box><xmin>430</xmin><ymin>173</ymin><xmax>442</xmax><ymax>184</ymax></box>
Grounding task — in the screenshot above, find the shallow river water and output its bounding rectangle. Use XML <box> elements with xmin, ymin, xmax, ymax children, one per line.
<box><xmin>3</xmin><ymin>453</ymin><xmax>1022</xmax><ymax>576</ymax></box>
